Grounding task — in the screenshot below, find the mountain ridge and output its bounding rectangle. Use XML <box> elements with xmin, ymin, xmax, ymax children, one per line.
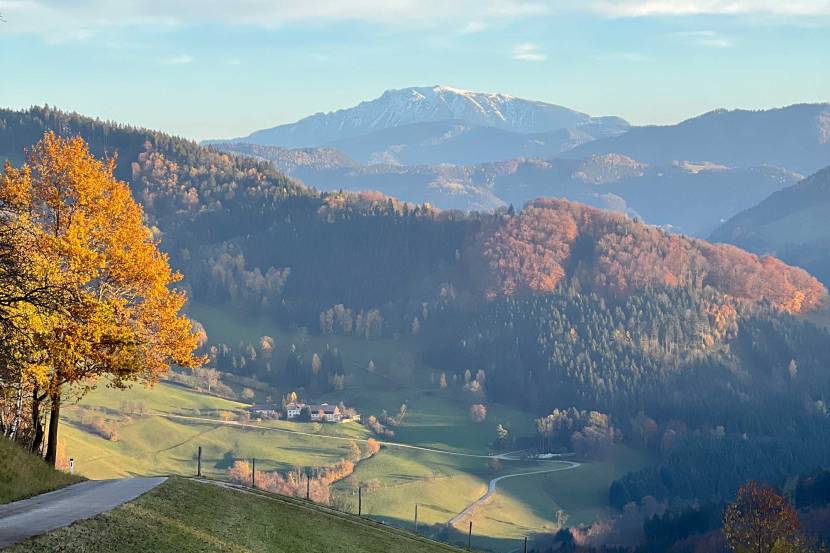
<box><xmin>564</xmin><ymin>102</ymin><xmax>830</xmax><ymax>174</ymax></box>
<box><xmin>212</xmin><ymin>85</ymin><xmax>629</xmax><ymax>150</ymax></box>
<box><xmin>215</xmin><ymin>141</ymin><xmax>800</xmax><ymax>235</ymax></box>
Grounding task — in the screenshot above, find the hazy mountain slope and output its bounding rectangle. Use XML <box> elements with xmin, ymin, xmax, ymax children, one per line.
<box><xmin>565</xmin><ymin>103</ymin><xmax>830</xmax><ymax>174</ymax></box>
<box><xmin>225</xmin><ymin>143</ymin><xmax>798</xmax><ymax>235</ymax></box>
<box><xmin>218</xmin><ymin>143</ymin><xmax>359</xmax><ymax>175</ymax></box>
<box><xmin>711</xmin><ymin>166</ymin><xmax>830</xmax><ymax>284</ymax></box>
<box><xmin>222</xmin><ymin>85</ymin><xmax>629</xmax><ymax>149</ymax></box>
<box><xmin>326</xmin><ymin>120</ymin><xmax>607</xmax><ymax>165</ymax></box>
<box><xmin>295</xmin><ymin>164</ymin><xmax>505</xmax><ymax>211</ymax></box>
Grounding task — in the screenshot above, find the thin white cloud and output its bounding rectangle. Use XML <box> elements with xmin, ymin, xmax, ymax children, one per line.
<box><xmin>0</xmin><ymin>0</ymin><xmax>551</xmax><ymax>39</ymax></box>
<box><xmin>587</xmin><ymin>0</ymin><xmax>830</xmax><ymax>17</ymax></box>
<box><xmin>512</xmin><ymin>42</ymin><xmax>546</xmax><ymax>61</ymax></box>
<box><xmin>161</xmin><ymin>54</ymin><xmax>193</xmax><ymax>65</ymax></box>
<box><xmin>2</xmin><ymin>0</ymin><xmax>828</xmax><ymax>42</ymax></box>
<box><xmin>671</xmin><ymin>30</ymin><xmax>734</xmax><ymax>48</ymax></box>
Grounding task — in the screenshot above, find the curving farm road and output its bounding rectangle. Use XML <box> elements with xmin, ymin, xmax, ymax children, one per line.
<box><xmin>162</xmin><ymin>412</ymin><xmax>584</xmax><ymax>528</ymax></box>
<box><xmin>447</xmin><ymin>461</ymin><xmax>581</xmax><ymax>526</ymax></box>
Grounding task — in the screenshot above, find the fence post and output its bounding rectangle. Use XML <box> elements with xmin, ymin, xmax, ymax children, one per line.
<box><xmin>468</xmin><ymin>520</ymin><xmax>472</xmax><ymax>551</ymax></box>
<box><xmin>414</xmin><ymin>503</ymin><xmax>418</xmax><ymax>532</ymax></box>
<box><xmin>251</xmin><ymin>458</ymin><xmax>256</xmax><ymax>489</ymax></box>
<box><xmin>358</xmin><ymin>486</ymin><xmax>362</xmax><ymax>516</ymax></box>
<box><xmin>197</xmin><ymin>447</ymin><xmax>202</xmax><ymax>478</ymax></box>
<box><xmin>524</xmin><ymin>536</ymin><xmax>528</xmax><ymax>553</ymax></box>
<box><xmin>306</xmin><ymin>472</ymin><xmax>310</xmax><ymax>500</ymax></box>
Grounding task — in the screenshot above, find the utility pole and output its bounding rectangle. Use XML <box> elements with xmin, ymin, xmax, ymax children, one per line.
<box><xmin>197</xmin><ymin>447</ymin><xmax>202</xmax><ymax>478</ymax></box>
<box><xmin>468</xmin><ymin>521</ymin><xmax>472</xmax><ymax>551</ymax></box>
<box><xmin>524</xmin><ymin>536</ymin><xmax>528</xmax><ymax>553</ymax></box>
<box><xmin>358</xmin><ymin>486</ymin><xmax>362</xmax><ymax>516</ymax></box>
<box><xmin>414</xmin><ymin>503</ymin><xmax>419</xmax><ymax>532</ymax></box>
<box><xmin>306</xmin><ymin>472</ymin><xmax>310</xmax><ymax>500</ymax></box>
<box><xmin>251</xmin><ymin>458</ymin><xmax>256</xmax><ymax>489</ymax></box>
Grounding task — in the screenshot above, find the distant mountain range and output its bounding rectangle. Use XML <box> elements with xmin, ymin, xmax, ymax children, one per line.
<box><xmin>565</xmin><ymin>103</ymin><xmax>830</xmax><ymax>175</ymax></box>
<box><xmin>711</xmin><ymin>166</ymin><xmax>830</xmax><ymax>285</ymax></box>
<box><xmin>209</xmin><ymin>85</ymin><xmax>629</xmax><ymax>165</ymax></box>
<box><xmin>217</xmin><ymin>143</ymin><xmax>799</xmax><ymax>236</ymax></box>
<box><xmin>213</xmin><ymin>87</ymin><xmax>830</xmax><ymax>177</ymax></box>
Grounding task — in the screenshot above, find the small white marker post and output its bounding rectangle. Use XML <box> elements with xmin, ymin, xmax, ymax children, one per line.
<box><xmin>69</xmin><ymin>458</ymin><xmax>75</xmax><ymax>475</ymax></box>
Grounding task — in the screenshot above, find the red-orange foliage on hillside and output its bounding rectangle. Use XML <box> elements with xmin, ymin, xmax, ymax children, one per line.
<box><xmin>479</xmin><ymin>199</ymin><xmax>826</xmax><ymax>313</ymax></box>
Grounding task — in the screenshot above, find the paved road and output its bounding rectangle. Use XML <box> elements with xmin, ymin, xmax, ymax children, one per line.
<box><xmin>0</xmin><ymin>477</ymin><xmax>166</xmax><ymax>548</ymax></box>
<box><xmin>447</xmin><ymin>461</ymin><xmax>581</xmax><ymax>526</ymax></box>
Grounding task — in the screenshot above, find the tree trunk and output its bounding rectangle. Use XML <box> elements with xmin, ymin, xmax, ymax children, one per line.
<box><xmin>8</xmin><ymin>379</ymin><xmax>24</xmax><ymax>440</ymax></box>
<box><xmin>30</xmin><ymin>387</ymin><xmax>44</xmax><ymax>454</ymax></box>
<box><xmin>44</xmin><ymin>391</ymin><xmax>60</xmax><ymax>466</ymax></box>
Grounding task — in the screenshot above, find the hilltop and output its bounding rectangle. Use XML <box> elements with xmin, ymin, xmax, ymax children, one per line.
<box><xmin>565</xmin><ymin>103</ymin><xmax>830</xmax><ymax>175</ymax></box>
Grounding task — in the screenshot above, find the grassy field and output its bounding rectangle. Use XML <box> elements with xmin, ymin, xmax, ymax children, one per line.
<box><xmin>467</xmin><ymin>446</ymin><xmax>652</xmax><ymax>550</ymax></box>
<box><xmin>61</xmin><ymin>382</ymin><xmax>370</xmax><ymax>478</ymax></box>
<box><xmin>60</xmin><ymin>382</ymin><xmax>652</xmax><ymax>552</ymax></box>
<box><xmin>336</xmin><ymin>447</ymin><xmax>491</xmax><ymax>526</ymax></box>
<box><xmin>0</xmin><ymin>437</ymin><xmax>80</xmax><ymax>504</ymax></box>
<box><xmin>55</xmin><ymin>303</ymin><xmax>654</xmax><ymax>551</ymax></box>
<box><xmin>8</xmin><ymin>477</ymin><xmax>468</xmax><ymax>553</ymax></box>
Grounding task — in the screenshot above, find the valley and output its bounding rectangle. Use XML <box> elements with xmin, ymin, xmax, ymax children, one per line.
<box><xmin>58</xmin><ymin>302</ymin><xmax>652</xmax><ymax>551</ymax></box>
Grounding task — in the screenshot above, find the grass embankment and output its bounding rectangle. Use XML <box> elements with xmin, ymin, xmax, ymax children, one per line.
<box><xmin>9</xmin><ymin>477</ymin><xmax>467</xmax><ymax>553</ymax></box>
<box><xmin>0</xmin><ymin>436</ymin><xmax>80</xmax><ymax>504</ymax></box>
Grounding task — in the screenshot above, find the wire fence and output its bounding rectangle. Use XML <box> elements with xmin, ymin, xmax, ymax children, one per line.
<box><xmin>190</xmin><ymin>445</ymin><xmax>535</xmax><ymax>553</ymax></box>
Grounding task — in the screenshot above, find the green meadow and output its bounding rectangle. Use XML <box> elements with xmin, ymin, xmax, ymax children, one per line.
<box><xmin>56</xmin><ymin>303</ymin><xmax>652</xmax><ymax>552</ymax></box>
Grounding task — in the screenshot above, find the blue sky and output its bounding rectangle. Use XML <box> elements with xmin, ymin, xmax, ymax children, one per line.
<box><xmin>1</xmin><ymin>1</ymin><xmax>829</xmax><ymax>140</ymax></box>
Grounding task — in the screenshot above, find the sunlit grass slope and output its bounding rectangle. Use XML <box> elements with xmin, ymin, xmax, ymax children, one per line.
<box><xmin>0</xmin><ymin>436</ymin><xmax>80</xmax><ymax>504</ymax></box>
<box><xmin>9</xmin><ymin>477</ymin><xmax>467</xmax><ymax>553</ymax></box>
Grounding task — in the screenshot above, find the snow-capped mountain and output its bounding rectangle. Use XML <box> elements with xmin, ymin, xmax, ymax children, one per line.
<box><xmin>219</xmin><ymin>85</ymin><xmax>629</xmax><ymax>149</ymax></box>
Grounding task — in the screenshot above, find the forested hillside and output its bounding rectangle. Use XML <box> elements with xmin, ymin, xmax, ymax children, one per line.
<box><xmin>4</xmin><ymin>106</ymin><xmax>830</xmax><ymax>511</ymax></box>
<box><xmin>478</xmin><ymin>199</ymin><xmax>824</xmax><ymax>312</ymax></box>
<box><xmin>711</xmin><ymin>166</ymin><xmax>830</xmax><ymax>286</ymax></box>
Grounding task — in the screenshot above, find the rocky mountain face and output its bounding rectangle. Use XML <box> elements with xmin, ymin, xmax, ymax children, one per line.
<box><xmin>211</xmin><ymin>85</ymin><xmax>629</xmax><ymax>165</ymax></box>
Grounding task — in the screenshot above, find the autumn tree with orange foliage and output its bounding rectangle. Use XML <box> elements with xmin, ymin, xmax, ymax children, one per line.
<box><xmin>0</xmin><ymin>132</ymin><xmax>203</xmax><ymax>465</ymax></box>
<box><xmin>723</xmin><ymin>481</ymin><xmax>799</xmax><ymax>553</ymax></box>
